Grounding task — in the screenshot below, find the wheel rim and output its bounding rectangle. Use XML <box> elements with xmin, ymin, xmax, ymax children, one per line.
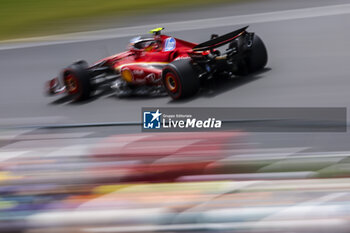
<box><xmin>64</xmin><ymin>74</ymin><xmax>79</xmax><ymax>94</ymax></box>
<box><xmin>165</xmin><ymin>73</ymin><xmax>178</xmax><ymax>93</ymax></box>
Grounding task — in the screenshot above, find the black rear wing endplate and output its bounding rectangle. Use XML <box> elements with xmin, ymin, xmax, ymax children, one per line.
<box><xmin>193</xmin><ymin>26</ymin><xmax>248</xmax><ymax>51</ymax></box>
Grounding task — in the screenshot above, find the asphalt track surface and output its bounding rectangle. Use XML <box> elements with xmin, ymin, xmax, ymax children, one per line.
<box><xmin>1</xmin><ymin>0</ymin><xmax>350</xmax><ymax>126</ymax></box>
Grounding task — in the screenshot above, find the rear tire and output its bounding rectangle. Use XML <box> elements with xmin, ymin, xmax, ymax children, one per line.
<box><xmin>235</xmin><ymin>34</ymin><xmax>268</xmax><ymax>75</ymax></box>
<box><xmin>63</xmin><ymin>62</ymin><xmax>92</xmax><ymax>101</ymax></box>
<box><xmin>162</xmin><ymin>59</ymin><xmax>200</xmax><ymax>100</ymax></box>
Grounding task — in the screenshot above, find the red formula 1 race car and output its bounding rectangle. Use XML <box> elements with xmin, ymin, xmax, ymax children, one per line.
<box><xmin>46</xmin><ymin>27</ymin><xmax>268</xmax><ymax>101</ymax></box>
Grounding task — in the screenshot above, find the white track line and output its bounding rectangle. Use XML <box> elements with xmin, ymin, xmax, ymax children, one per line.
<box><xmin>177</xmin><ymin>171</ymin><xmax>317</xmax><ymax>181</ymax></box>
<box><xmin>263</xmin><ymin>192</ymin><xmax>348</xmax><ymax>221</ymax></box>
<box><xmin>2</xmin><ymin>3</ymin><xmax>350</xmax><ymax>50</ymax></box>
<box><xmin>0</xmin><ymin>116</ymin><xmax>66</xmax><ymax>126</ymax></box>
<box><xmin>0</xmin><ymin>132</ymin><xmax>93</xmax><ymax>141</ymax></box>
<box><xmin>221</xmin><ymin>150</ymin><xmax>350</xmax><ymax>162</ymax></box>
<box><xmin>27</xmin><ymin>208</ymin><xmax>167</xmax><ymax>228</ymax></box>
<box><xmin>83</xmin><ymin>219</ymin><xmax>349</xmax><ymax>232</ymax></box>
<box><xmin>0</xmin><ymin>150</ymin><xmax>30</xmax><ymax>162</ymax></box>
<box><xmin>0</xmin><ymin>129</ymin><xmax>35</xmax><ymax>140</ymax></box>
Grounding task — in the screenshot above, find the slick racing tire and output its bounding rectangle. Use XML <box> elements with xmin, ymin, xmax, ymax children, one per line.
<box><xmin>235</xmin><ymin>34</ymin><xmax>268</xmax><ymax>75</ymax></box>
<box><xmin>162</xmin><ymin>59</ymin><xmax>200</xmax><ymax>100</ymax></box>
<box><xmin>63</xmin><ymin>61</ymin><xmax>92</xmax><ymax>101</ymax></box>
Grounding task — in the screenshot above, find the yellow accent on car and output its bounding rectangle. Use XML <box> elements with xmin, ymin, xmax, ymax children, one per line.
<box><xmin>121</xmin><ymin>69</ymin><xmax>133</xmax><ymax>82</ymax></box>
<box><xmin>149</xmin><ymin>27</ymin><xmax>164</xmax><ymax>34</ymax></box>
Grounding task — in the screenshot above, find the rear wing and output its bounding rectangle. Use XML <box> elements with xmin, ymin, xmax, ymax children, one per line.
<box><xmin>193</xmin><ymin>26</ymin><xmax>248</xmax><ymax>51</ymax></box>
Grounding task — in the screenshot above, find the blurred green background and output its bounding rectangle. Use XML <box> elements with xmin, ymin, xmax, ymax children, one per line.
<box><xmin>0</xmin><ymin>0</ymin><xmax>243</xmax><ymax>41</ymax></box>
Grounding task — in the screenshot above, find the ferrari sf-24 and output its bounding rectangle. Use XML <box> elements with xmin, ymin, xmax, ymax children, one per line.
<box><xmin>46</xmin><ymin>27</ymin><xmax>268</xmax><ymax>101</ymax></box>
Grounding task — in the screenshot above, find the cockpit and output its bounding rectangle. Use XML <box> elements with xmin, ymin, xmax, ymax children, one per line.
<box><xmin>129</xmin><ymin>36</ymin><xmax>160</xmax><ymax>52</ymax></box>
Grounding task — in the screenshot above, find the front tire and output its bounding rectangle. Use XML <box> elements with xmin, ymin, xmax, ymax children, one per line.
<box><xmin>63</xmin><ymin>62</ymin><xmax>92</xmax><ymax>101</ymax></box>
<box><xmin>162</xmin><ymin>59</ymin><xmax>200</xmax><ymax>100</ymax></box>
